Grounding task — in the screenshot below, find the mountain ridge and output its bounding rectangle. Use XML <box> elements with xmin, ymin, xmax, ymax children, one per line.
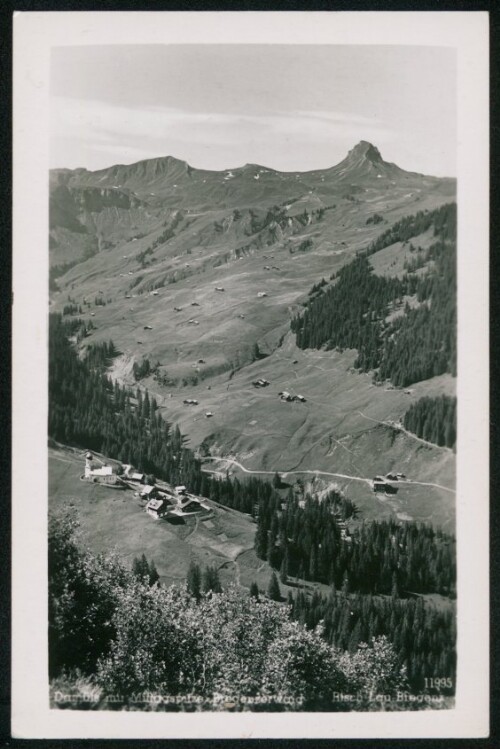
<box><xmin>49</xmin><ymin>140</ymin><xmax>455</xmax><ymax>267</ymax></box>
<box><xmin>51</xmin><ymin>141</ymin><xmax>453</xmax><ymax>186</ymax></box>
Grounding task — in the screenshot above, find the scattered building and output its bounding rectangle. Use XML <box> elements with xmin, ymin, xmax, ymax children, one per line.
<box><xmin>83</xmin><ymin>453</ymin><xmax>120</xmax><ymax>486</ymax></box>
<box><xmin>128</xmin><ymin>472</ymin><xmax>145</xmax><ymax>484</ymax></box>
<box><xmin>257</xmin><ymin>291</ymin><xmax>268</xmax><ymax>298</ymax></box>
<box><xmin>252</xmin><ymin>378</ymin><xmax>270</xmax><ymax>388</ymax></box>
<box><xmin>373</xmin><ymin>479</ymin><xmax>399</xmax><ymax>495</ymax></box>
<box><xmin>146</xmin><ymin>498</ymin><xmax>169</xmax><ymax>519</ymax></box>
<box><xmin>215</xmin><ymin>287</ymin><xmax>225</xmax><ymax>292</ymax></box>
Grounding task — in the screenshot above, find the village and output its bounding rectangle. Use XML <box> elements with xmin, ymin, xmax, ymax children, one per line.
<box><xmin>82</xmin><ymin>451</ymin><xmax>212</xmax><ymax>520</ymax></box>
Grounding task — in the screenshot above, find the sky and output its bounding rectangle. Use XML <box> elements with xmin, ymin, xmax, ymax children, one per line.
<box><xmin>50</xmin><ymin>45</ymin><xmax>456</xmax><ymax>177</ymax></box>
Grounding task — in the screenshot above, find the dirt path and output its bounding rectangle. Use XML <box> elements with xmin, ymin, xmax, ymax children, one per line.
<box><xmin>202</xmin><ymin>456</ymin><xmax>455</xmax><ymax>494</ymax></box>
<box><xmin>355</xmin><ymin>410</ymin><xmax>453</xmax><ymax>453</ymax></box>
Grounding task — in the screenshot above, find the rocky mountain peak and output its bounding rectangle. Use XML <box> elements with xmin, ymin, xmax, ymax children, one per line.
<box><xmin>348</xmin><ymin>141</ymin><xmax>383</xmax><ymax>163</ymax></box>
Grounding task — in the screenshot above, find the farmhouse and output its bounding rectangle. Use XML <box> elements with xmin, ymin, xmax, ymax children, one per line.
<box><xmin>253</xmin><ymin>378</ymin><xmax>269</xmax><ymax>388</ymax></box>
<box><xmin>146</xmin><ymin>498</ymin><xmax>169</xmax><ymax>519</ymax></box>
<box><xmin>373</xmin><ymin>479</ymin><xmax>399</xmax><ymax>495</ymax></box>
<box><xmin>215</xmin><ymin>287</ymin><xmax>225</xmax><ymax>292</ymax></box>
<box><xmin>257</xmin><ymin>291</ymin><xmax>268</xmax><ymax>298</ymax></box>
<box><xmin>127</xmin><ymin>471</ymin><xmax>145</xmax><ymax>484</ymax></box>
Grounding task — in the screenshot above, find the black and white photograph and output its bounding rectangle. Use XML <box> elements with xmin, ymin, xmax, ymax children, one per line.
<box><xmin>12</xmin><ymin>10</ymin><xmax>489</xmax><ymax>739</ymax></box>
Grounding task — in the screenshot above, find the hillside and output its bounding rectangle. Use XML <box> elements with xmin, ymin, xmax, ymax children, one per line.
<box><xmin>49</xmin><ymin>141</ymin><xmax>456</xmax><ymax>530</ymax></box>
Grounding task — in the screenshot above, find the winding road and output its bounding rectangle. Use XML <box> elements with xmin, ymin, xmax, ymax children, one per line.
<box><xmin>201</xmin><ymin>456</ymin><xmax>455</xmax><ymax>494</ymax></box>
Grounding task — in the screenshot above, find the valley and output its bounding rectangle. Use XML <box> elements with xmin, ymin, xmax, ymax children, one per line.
<box><xmin>50</xmin><ymin>141</ymin><xmax>456</xmax><ymax>531</ymax></box>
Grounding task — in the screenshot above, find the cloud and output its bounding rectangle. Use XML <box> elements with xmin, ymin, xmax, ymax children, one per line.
<box><xmin>50</xmin><ymin>95</ymin><xmax>395</xmax><ymax>166</ymax></box>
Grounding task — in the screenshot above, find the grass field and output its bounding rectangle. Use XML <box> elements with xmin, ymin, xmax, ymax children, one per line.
<box><xmin>51</xmin><ymin>178</ymin><xmax>456</xmax><ymax>533</ymax></box>
<box><xmin>49</xmin><ymin>445</ymin><xmax>284</xmax><ymax>591</ymax></box>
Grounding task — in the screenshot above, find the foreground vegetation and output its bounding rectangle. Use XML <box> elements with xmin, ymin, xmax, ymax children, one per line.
<box><xmin>50</xmin><ymin>511</ymin><xmax>450</xmax><ymax>711</ymax></box>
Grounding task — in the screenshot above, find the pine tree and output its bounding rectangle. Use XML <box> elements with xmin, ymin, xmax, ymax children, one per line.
<box><xmin>149</xmin><ymin>560</ymin><xmax>160</xmax><ymax>587</ymax></box>
<box><xmin>391</xmin><ymin>572</ymin><xmax>400</xmax><ymax>599</ymax></box>
<box><xmin>132</xmin><ymin>553</ymin><xmax>150</xmax><ymax>581</ymax></box>
<box><xmin>187</xmin><ymin>561</ymin><xmax>201</xmax><ymax>601</ymax></box>
<box><xmin>249</xmin><ymin>582</ymin><xmax>259</xmax><ymax>599</ymax></box>
<box><xmin>267</xmin><ymin>572</ymin><xmax>281</xmax><ymax>602</ymax></box>
<box><xmin>254</xmin><ymin>521</ymin><xmax>268</xmax><ymax>559</ymax></box>
<box><xmin>280</xmin><ymin>547</ymin><xmax>289</xmax><ymax>584</ymax></box>
<box><xmin>202</xmin><ymin>565</ymin><xmax>222</xmax><ymax>594</ymax></box>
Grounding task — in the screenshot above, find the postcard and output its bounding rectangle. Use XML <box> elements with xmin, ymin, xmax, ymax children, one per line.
<box><xmin>12</xmin><ymin>9</ymin><xmax>489</xmax><ymax>739</ymax></box>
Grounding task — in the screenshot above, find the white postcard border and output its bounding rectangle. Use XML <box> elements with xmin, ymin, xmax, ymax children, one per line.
<box><xmin>12</xmin><ymin>10</ymin><xmax>489</xmax><ymax>739</ymax></box>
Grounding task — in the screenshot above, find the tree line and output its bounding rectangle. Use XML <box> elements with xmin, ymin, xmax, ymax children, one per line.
<box><xmin>49</xmin><ymin>314</ymin><xmax>199</xmax><ymax>489</ymax></box>
<box><xmin>403</xmin><ymin>395</ymin><xmax>456</xmax><ymax>449</ymax></box>
<box><xmin>255</xmin><ymin>492</ymin><xmax>456</xmax><ymax>596</ymax></box>
<box><xmin>291</xmin><ymin>203</ymin><xmax>456</xmax><ymax>388</ymax></box>
<box><xmin>289</xmin><ymin>587</ymin><xmax>455</xmax><ymax>694</ymax></box>
<box><xmin>362</xmin><ymin>203</ymin><xmax>455</xmax><ymax>257</ymax></box>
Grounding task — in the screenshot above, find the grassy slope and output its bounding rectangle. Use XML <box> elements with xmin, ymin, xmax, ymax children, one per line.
<box><xmin>49</xmin><ymin>445</ymin><xmax>332</xmax><ymax>596</ymax></box>
<box><xmin>51</xmin><ymin>180</ymin><xmax>456</xmax><ymax>531</ymax></box>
